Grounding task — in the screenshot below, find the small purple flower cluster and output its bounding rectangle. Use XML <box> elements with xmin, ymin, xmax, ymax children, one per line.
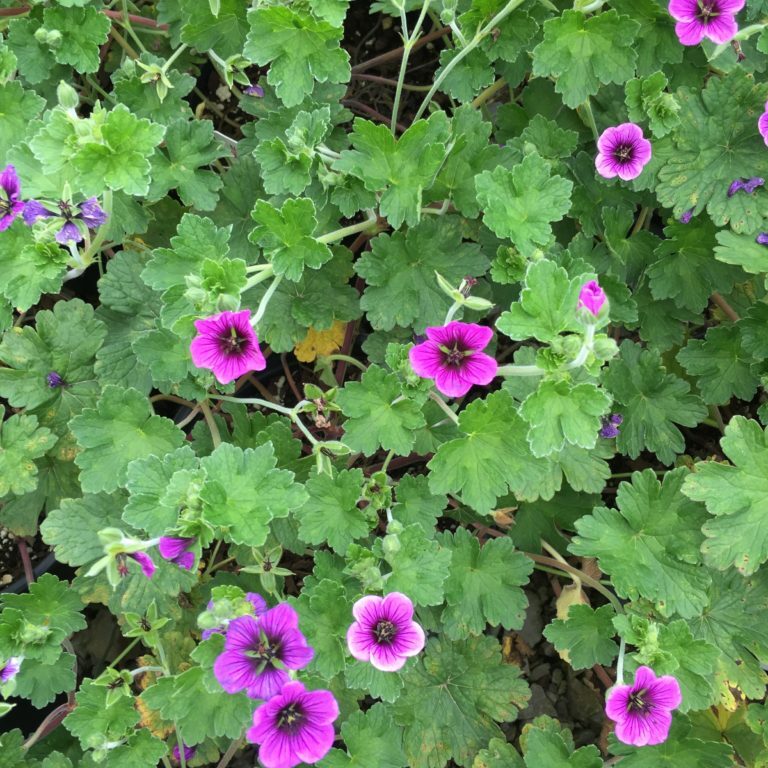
<box><xmin>727</xmin><ymin>177</ymin><xmax>764</xmax><ymax>197</ymax></box>
<box><xmin>0</xmin><ymin>164</ymin><xmax>107</xmax><ymax>243</ymax></box>
<box><xmin>599</xmin><ymin>413</ymin><xmax>623</xmax><ymax>439</ymax></box>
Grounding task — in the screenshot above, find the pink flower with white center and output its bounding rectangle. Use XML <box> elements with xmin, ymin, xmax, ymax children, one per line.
<box><xmin>606</xmin><ymin>666</ymin><xmax>682</xmax><ymax>746</ymax></box>
<box><xmin>595</xmin><ymin>124</ymin><xmax>652</xmax><ymax>181</ymax></box>
<box><xmin>578</xmin><ymin>281</ymin><xmax>606</xmax><ymax>317</ymax></box>
<box><xmin>408</xmin><ymin>321</ymin><xmax>497</xmax><ymax>398</ymax></box>
<box><xmin>668</xmin><ymin>0</ymin><xmax>744</xmax><ymax>46</ymax></box>
<box><xmin>190</xmin><ymin>309</ymin><xmax>266</xmax><ymax>385</ymax></box>
<box><xmin>346</xmin><ymin>592</ymin><xmax>425</xmax><ymax>672</ymax></box>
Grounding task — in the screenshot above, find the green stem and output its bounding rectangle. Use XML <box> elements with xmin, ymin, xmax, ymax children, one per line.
<box><xmin>119</xmin><ymin>0</ymin><xmax>148</xmax><ymax>54</ymax></box>
<box><xmin>381</xmin><ymin>449</ymin><xmax>396</xmax><ymax>473</ymax></box>
<box><xmin>200</xmin><ymin>400</ymin><xmax>222</xmax><ymax>448</ymax></box>
<box><xmin>316</xmin><ymin>210</ymin><xmax>379</xmax><ymax>244</ymax></box>
<box><xmin>428</xmin><ymin>391</ymin><xmax>460</xmax><ymax>424</ymax></box>
<box><xmin>391</xmin><ymin>0</ymin><xmax>432</xmax><ymax>134</ymax></box>
<box><xmin>444</xmin><ymin>301</ymin><xmax>461</xmax><ymax>324</ymax></box>
<box><xmin>243</xmin><ymin>264</ymin><xmax>275</xmax><ymax>290</ymax></box>
<box><xmin>579</xmin><ymin>97</ymin><xmax>600</xmax><ymax>142</ymax></box>
<box><xmin>162</xmin><ymin>42</ymin><xmax>187</xmax><ymax>72</ymax></box>
<box><xmin>413</xmin><ymin>0</ymin><xmax>527</xmax><ymax>122</ymax></box>
<box><xmin>471</xmin><ymin>77</ymin><xmax>507</xmax><ymax>109</ymax></box>
<box><xmin>251</xmin><ymin>274</ymin><xmax>283</xmax><ymax>325</ymax></box>
<box><xmin>615</xmin><ymin>637</ymin><xmax>626</xmax><ymax>686</ymax></box>
<box><xmin>80</xmin><ymin>189</ymin><xmax>113</xmax><ymax>265</ymax></box>
<box><xmin>323</xmin><ymin>354</ymin><xmax>367</xmax><ymax>371</ymax></box>
<box><xmin>209</xmin><ymin>394</ymin><xmax>294</xmax><ymax>416</ymax></box>
<box><xmin>108</xmin><ymin>637</ymin><xmax>141</xmax><ymax>669</ymax></box>
<box><xmin>495</xmin><ymin>363</ymin><xmax>545</xmax><ymax>377</ymax></box>
<box><xmin>202</xmin><ymin>540</ymin><xmax>223</xmax><ymax>578</ymax></box>
<box><xmin>245</xmin><ymin>263</ymin><xmax>273</xmax><ymax>274</ymax></box>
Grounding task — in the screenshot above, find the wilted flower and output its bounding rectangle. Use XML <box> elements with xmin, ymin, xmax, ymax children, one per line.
<box><xmin>578</xmin><ymin>281</ymin><xmax>607</xmax><ymax>317</ymax></box>
<box><xmin>679</xmin><ymin>209</ymin><xmax>694</xmax><ymax>224</ymax></box>
<box><xmin>347</xmin><ymin>592</ymin><xmax>425</xmax><ymax>672</ymax></box>
<box><xmin>23</xmin><ymin>197</ymin><xmax>108</xmax><ymax>243</ymax></box>
<box><xmin>172</xmin><ymin>743</ymin><xmax>196</xmax><ymax>763</ymax></box>
<box><xmin>599</xmin><ymin>413</ymin><xmax>623</xmax><ymax>439</ymax></box>
<box><xmin>668</xmin><ymin>0</ymin><xmax>744</xmax><ymax>46</ymax></box>
<box><xmin>246</xmin><ymin>681</ymin><xmax>339</xmax><ymax>768</ymax></box>
<box><xmin>158</xmin><ymin>537</ymin><xmax>196</xmax><ymax>571</ymax></box>
<box><xmin>595</xmin><ymin>123</ymin><xmax>652</xmax><ymax>181</ymax></box>
<box><xmin>244</xmin><ymin>82</ymin><xmax>264</xmax><ymax>97</ymax></box>
<box><xmin>202</xmin><ymin>592</ymin><xmax>267</xmax><ymax>640</ymax></box>
<box><xmin>756</xmin><ymin>232</ymin><xmax>768</xmax><ymax>246</ymax></box>
<box><xmin>605</xmin><ymin>666</ymin><xmax>682</xmax><ymax>747</ymax></box>
<box><xmin>408</xmin><ymin>321</ymin><xmax>497</xmax><ymax>398</ymax></box>
<box><xmin>190</xmin><ymin>309</ymin><xmax>266</xmax><ymax>385</ymax></box>
<box><xmin>0</xmin><ymin>657</ymin><xmax>21</xmax><ymax>683</ymax></box>
<box><xmin>728</xmin><ymin>177</ymin><xmax>764</xmax><ymax>197</ymax></box>
<box><xmin>0</xmin><ymin>165</ymin><xmax>24</xmax><ymax>231</ymax></box>
<box><xmin>213</xmin><ymin>604</ymin><xmax>313</xmax><ymax>700</ymax></box>
<box><xmin>46</xmin><ymin>371</ymin><xmax>65</xmax><ymax>388</ymax></box>
<box><xmin>116</xmin><ymin>551</ymin><xmax>156</xmax><ymax>579</ymax></box>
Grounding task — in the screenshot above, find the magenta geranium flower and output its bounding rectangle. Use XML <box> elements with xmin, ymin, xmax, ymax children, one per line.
<box><xmin>190</xmin><ymin>309</ymin><xmax>267</xmax><ymax>385</ymax></box>
<box><xmin>578</xmin><ymin>280</ymin><xmax>606</xmax><ymax>316</ymax></box>
<box><xmin>158</xmin><ymin>537</ymin><xmax>196</xmax><ymax>571</ymax></box>
<box><xmin>202</xmin><ymin>592</ymin><xmax>268</xmax><ymax>640</ymax></box>
<box><xmin>605</xmin><ymin>666</ymin><xmax>682</xmax><ymax>747</ymax></box>
<box><xmin>595</xmin><ymin>124</ymin><xmax>652</xmax><ymax>181</ymax></box>
<box><xmin>0</xmin><ymin>165</ymin><xmax>24</xmax><ymax>231</ymax></box>
<box><xmin>668</xmin><ymin>0</ymin><xmax>744</xmax><ymax>46</ymax></box>
<box><xmin>0</xmin><ymin>657</ymin><xmax>21</xmax><ymax>683</ymax></box>
<box><xmin>246</xmin><ymin>681</ymin><xmax>339</xmax><ymax>768</ymax></box>
<box><xmin>23</xmin><ymin>197</ymin><xmax>107</xmax><ymax>243</ymax></box>
<box><xmin>346</xmin><ymin>592</ymin><xmax>425</xmax><ymax>672</ymax></box>
<box><xmin>409</xmin><ymin>321</ymin><xmax>497</xmax><ymax>398</ymax></box>
<box><xmin>213</xmin><ymin>604</ymin><xmax>313</xmax><ymax>700</ymax></box>
<box><xmin>759</xmin><ymin>104</ymin><xmax>768</xmax><ymax>146</ymax></box>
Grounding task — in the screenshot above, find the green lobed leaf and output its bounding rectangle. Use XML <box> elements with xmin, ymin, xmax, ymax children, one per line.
<box><xmin>0</xmin><ymin>406</ymin><xmax>57</xmax><ymax>497</ymax></box>
<box><xmin>522</xmin><ymin>719</ymin><xmax>603</xmax><ymax>767</ymax></box>
<box><xmin>42</xmin><ymin>6</ymin><xmax>111</xmax><ymax>74</ymax></box>
<box><xmin>0</xmin><ymin>82</ymin><xmax>44</xmax><ymax>162</ymax></box>
<box><xmin>179</xmin><ymin>0</ymin><xmax>249</xmax><ymax>57</ymax></box>
<box><xmin>570</xmin><ymin>469</ymin><xmax>711</xmax><ymax>619</ymax></box>
<box><xmin>438</xmin><ymin>528</ymin><xmax>532</xmax><ymax>639</ymax></box>
<box><xmin>70</xmin><ymin>385</ymin><xmax>185</xmax><ymax>493</ymax></box>
<box><xmin>543</xmin><ymin>605</ymin><xmax>619</xmax><ymax>670</ymax></box>
<box><xmin>475</xmin><ymin>154</ymin><xmax>573</xmax><ymax>256</ymax></box>
<box><xmin>682</xmin><ymin>416</ymin><xmax>768</xmax><ymax>575</ymax></box>
<box><xmin>604</xmin><ymin>341</ymin><xmax>707</xmax><ymax>465</ymax></box>
<box><xmin>393</xmin><ymin>636</ymin><xmax>530</xmax><ymax>768</ymax></box>
<box><xmin>14</xmin><ymin>652</ymin><xmax>75</xmax><ymax>708</ymax></box>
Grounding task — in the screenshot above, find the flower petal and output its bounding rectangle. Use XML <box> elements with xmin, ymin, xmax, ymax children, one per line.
<box><xmin>409</xmin><ymin>340</ymin><xmax>443</xmax><ymax>380</ymax></box>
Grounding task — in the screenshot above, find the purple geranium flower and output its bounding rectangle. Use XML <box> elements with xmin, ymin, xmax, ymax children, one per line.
<box><xmin>117</xmin><ymin>551</ymin><xmax>156</xmax><ymax>579</ymax></box>
<box><xmin>578</xmin><ymin>280</ymin><xmax>607</xmax><ymax>317</ymax></box>
<box><xmin>202</xmin><ymin>592</ymin><xmax>268</xmax><ymax>640</ymax></box>
<box><xmin>0</xmin><ymin>165</ymin><xmax>24</xmax><ymax>231</ymax></box>
<box><xmin>605</xmin><ymin>666</ymin><xmax>682</xmax><ymax>747</ymax></box>
<box><xmin>668</xmin><ymin>0</ymin><xmax>744</xmax><ymax>46</ymax></box>
<box><xmin>679</xmin><ymin>209</ymin><xmax>694</xmax><ymax>224</ymax></box>
<box><xmin>190</xmin><ymin>309</ymin><xmax>267</xmax><ymax>385</ymax></box>
<box><xmin>346</xmin><ymin>592</ymin><xmax>425</xmax><ymax>672</ymax></box>
<box><xmin>756</xmin><ymin>233</ymin><xmax>768</xmax><ymax>246</ymax></box>
<box><xmin>409</xmin><ymin>321</ymin><xmax>497</xmax><ymax>398</ymax></box>
<box><xmin>46</xmin><ymin>371</ymin><xmax>65</xmax><ymax>388</ymax></box>
<box><xmin>246</xmin><ymin>681</ymin><xmax>339</xmax><ymax>768</ymax></box>
<box><xmin>595</xmin><ymin>123</ymin><xmax>652</xmax><ymax>181</ymax></box>
<box><xmin>23</xmin><ymin>197</ymin><xmax>107</xmax><ymax>244</ymax></box>
<box><xmin>172</xmin><ymin>743</ymin><xmax>196</xmax><ymax>763</ymax></box>
<box><xmin>599</xmin><ymin>413</ymin><xmax>623</xmax><ymax>439</ymax></box>
<box><xmin>759</xmin><ymin>103</ymin><xmax>768</xmax><ymax>147</ymax></box>
<box><xmin>158</xmin><ymin>537</ymin><xmax>196</xmax><ymax>571</ymax></box>
<box><xmin>213</xmin><ymin>604</ymin><xmax>313</xmax><ymax>700</ymax></box>
<box><xmin>244</xmin><ymin>82</ymin><xmax>264</xmax><ymax>97</ymax></box>
<box><xmin>0</xmin><ymin>657</ymin><xmax>21</xmax><ymax>683</ymax></box>
<box><xmin>728</xmin><ymin>177</ymin><xmax>764</xmax><ymax>197</ymax></box>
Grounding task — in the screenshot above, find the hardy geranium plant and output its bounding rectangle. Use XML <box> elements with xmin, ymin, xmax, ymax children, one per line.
<box><xmin>1</xmin><ymin>0</ymin><xmax>767</xmax><ymax>767</ymax></box>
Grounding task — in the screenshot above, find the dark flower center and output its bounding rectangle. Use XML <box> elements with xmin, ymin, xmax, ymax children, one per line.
<box><xmin>374</xmin><ymin>619</ymin><xmax>398</xmax><ymax>645</ymax></box>
<box><xmin>277</xmin><ymin>702</ymin><xmax>305</xmax><ymax>733</ymax></box>
<box><xmin>220</xmin><ymin>326</ymin><xmax>249</xmax><ymax>356</ymax></box>
<box><xmin>0</xmin><ymin>199</ymin><xmax>10</xmax><ymax>216</ymax></box>
<box><xmin>612</xmin><ymin>144</ymin><xmax>634</xmax><ymax>164</ymax></box>
<box><xmin>627</xmin><ymin>689</ymin><xmax>651</xmax><ymax>714</ymax></box>
<box><xmin>246</xmin><ymin>632</ymin><xmax>280</xmax><ymax>666</ymax></box>
<box><xmin>697</xmin><ymin>0</ymin><xmax>718</xmax><ymax>20</ymax></box>
<box><xmin>58</xmin><ymin>201</ymin><xmax>74</xmax><ymax>221</ymax></box>
<box><xmin>439</xmin><ymin>343</ymin><xmax>470</xmax><ymax>368</ymax></box>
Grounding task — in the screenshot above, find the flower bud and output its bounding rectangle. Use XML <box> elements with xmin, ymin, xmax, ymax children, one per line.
<box><xmin>56</xmin><ymin>81</ymin><xmax>79</xmax><ymax>111</ymax></box>
<box><xmin>577</xmin><ymin>280</ymin><xmax>606</xmax><ymax>316</ymax></box>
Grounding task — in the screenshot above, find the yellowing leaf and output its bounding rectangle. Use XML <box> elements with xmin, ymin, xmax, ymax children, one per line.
<box><xmin>293</xmin><ymin>321</ymin><xmax>346</xmax><ymax>362</ymax></box>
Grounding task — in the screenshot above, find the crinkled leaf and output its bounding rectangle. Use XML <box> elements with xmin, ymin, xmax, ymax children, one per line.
<box><xmin>0</xmin><ymin>407</ymin><xmax>57</xmax><ymax>497</ymax></box>
<box><xmin>42</xmin><ymin>6</ymin><xmax>111</xmax><ymax>73</ymax></box>
<box><xmin>14</xmin><ymin>652</ymin><xmax>75</xmax><ymax>708</ymax></box>
<box><xmin>543</xmin><ymin>605</ymin><xmax>618</xmax><ymax>670</ymax></box>
<box><xmin>0</xmin><ymin>81</ymin><xmax>44</xmax><ymax>161</ymax></box>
